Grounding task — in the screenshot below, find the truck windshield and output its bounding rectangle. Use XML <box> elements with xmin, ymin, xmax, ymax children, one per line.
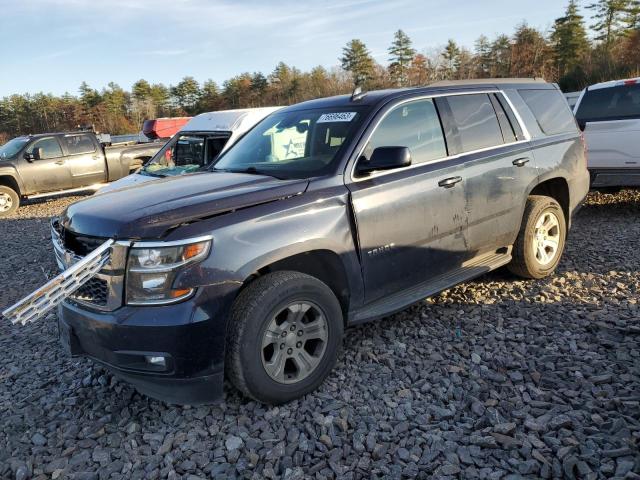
<box><xmin>0</xmin><ymin>137</ymin><xmax>29</xmax><ymax>159</ymax></box>
<box><xmin>142</xmin><ymin>133</ymin><xmax>230</xmax><ymax>177</ymax></box>
<box><xmin>212</xmin><ymin>107</ymin><xmax>366</xmax><ymax>179</ymax></box>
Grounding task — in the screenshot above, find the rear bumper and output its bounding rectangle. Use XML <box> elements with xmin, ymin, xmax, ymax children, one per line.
<box><xmin>590</xmin><ymin>168</ymin><xmax>640</xmax><ymax>188</ymax></box>
<box><xmin>57</xmin><ymin>297</ymin><xmax>227</xmax><ymax>404</ymax></box>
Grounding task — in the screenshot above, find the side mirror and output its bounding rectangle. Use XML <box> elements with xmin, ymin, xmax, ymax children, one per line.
<box><xmin>24</xmin><ymin>151</ymin><xmax>34</xmax><ymax>161</ymax></box>
<box><xmin>32</xmin><ymin>147</ymin><xmax>43</xmax><ymax>161</ymax></box>
<box><xmin>356</xmin><ymin>146</ymin><xmax>412</xmax><ymax>175</ymax></box>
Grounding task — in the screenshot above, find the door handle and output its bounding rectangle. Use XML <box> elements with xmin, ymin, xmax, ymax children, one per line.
<box><xmin>438</xmin><ymin>176</ymin><xmax>463</xmax><ymax>188</ymax></box>
<box><xmin>512</xmin><ymin>157</ymin><xmax>530</xmax><ymax>167</ymax></box>
<box><xmin>54</xmin><ymin>160</ymin><xmax>65</xmax><ymax>165</ymax></box>
<box><xmin>92</xmin><ymin>155</ymin><xmax>100</xmax><ymax>160</ymax></box>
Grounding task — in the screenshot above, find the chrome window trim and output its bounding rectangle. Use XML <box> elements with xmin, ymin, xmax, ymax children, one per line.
<box><xmin>348</xmin><ymin>89</ymin><xmax>531</xmax><ymax>183</ymax></box>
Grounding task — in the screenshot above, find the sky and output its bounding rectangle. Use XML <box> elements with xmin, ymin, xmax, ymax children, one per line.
<box><xmin>0</xmin><ymin>0</ymin><xmax>578</xmax><ymax>97</ymax></box>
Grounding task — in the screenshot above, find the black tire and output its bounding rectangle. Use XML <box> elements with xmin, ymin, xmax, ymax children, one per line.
<box><xmin>508</xmin><ymin>195</ymin><xmax>566</xmax><ymax>279</ymax></box>
<box><xmin>0</xmin><ymin>186</ymin><xmax>19</xmax><ymax>217</ymax></box>
<box><xmin>226</xmin><ymin>271</ymin><xmax>343</xmax><ymax>404</ymax></box>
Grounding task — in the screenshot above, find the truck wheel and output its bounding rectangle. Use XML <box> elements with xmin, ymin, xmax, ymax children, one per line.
<box><xmin>0</xmin><ymin>186</ymin><xmax>19</xmax><ymax>217</ymax></box>
<box><xmin>226</xmin><ymin>271</ymin><xmax>343</xmax><ymax>404</ymax></box>
<box><xmin>508</xmin><ymin>195</ymin><xmax>566</xmax><ymax>279</ymax></box>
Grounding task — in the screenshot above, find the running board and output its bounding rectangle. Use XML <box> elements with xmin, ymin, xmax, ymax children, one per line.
<box><xmin>350</xmin><ymin>248</ymin><xmax>512</xmax><ymax>325</ymax></box>
<box><xmin>27</xmin><ymin>183</ymin><xmax>108</xmax><ymax>200</ymax></box>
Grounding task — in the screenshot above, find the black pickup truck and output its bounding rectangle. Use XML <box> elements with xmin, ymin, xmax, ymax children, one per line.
<box><xmin>5</xmin><ymin>79</ymin><xmax>590</xmax><ymax>405</ymax></box>
<box><xmin>0</xmin><ymin>131</ymin><xmax>163</xmax><ymax>215</ymax></box>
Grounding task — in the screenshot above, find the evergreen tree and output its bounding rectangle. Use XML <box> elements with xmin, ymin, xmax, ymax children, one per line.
<box><xmin>587</xmin><ymin>0</ymin><xmax>631</xmax><ymax>48</ymax></box>
<box><xmin>131</xmin><ymin>79</ymin><xmax>152</xmax><ymax>102</ymax></box>
<box><xmin>474</xmin><ymin>35</ymin><xmax>493</xmax><ymax>77</ymax></box>
<box><xmin>490</xmin><ymin>34</ymin><xmax>512</xmax><ymax>77</ymax></box>
<box><xmin>624</xmin><ymin>0</ymin><xmax>640</xmax><ymax>29</ymax></box>
<box><xmin>388</xmin><ymin>29</ymin><xmax>416</xmax><ymax>86</ymax></box>
<box><xmin>440</xmin><ymin>39</ymin><xmax>460</xmax><ymax>78</ymax></box>
<box><xmin>340</xmin><ymin>39</ymin><xmax>375</xmax><ymax>87</ymax></box>
<box><xmin>551</xmin><ymin>0</ymin><xmax>590</xmax><ymax>77</ymax></box>
<box><xmin>170</xmin><ymin>76</ymin><xmax>201</xmax><ymax>114</ymax></box>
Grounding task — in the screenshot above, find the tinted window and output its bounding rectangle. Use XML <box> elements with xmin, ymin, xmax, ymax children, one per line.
<box><xmin>575</xmin><ymin>84</ymin><xmax>640</xmax><ymax>124</ymax></box>
<box><xmin>28</xmin><ymin>137</ymin><xmax>63</xmax><ymax>159</ymax></box>
<box><xmin>365</xmin><ymin>99</ymin><xmax>446</xmax><ymax>165</ymax></box>
<box><xmin>519</xmin><ymin>89</ymin><xmax>577</xmax><ymax>135</ymax></box>
<box><xmin>446</xmin><ymin>94</ymin><xmax>504</xmax><ymax>152</ymax></box>
<box><xmin>62</xmin><ymin>134</ymin><xmax>96</xmax><ymax>155</ymax></box>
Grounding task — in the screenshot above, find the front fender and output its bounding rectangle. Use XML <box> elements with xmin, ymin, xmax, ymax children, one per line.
<box><xmin>172</xmin><ymin>185</ymin><xmax>364</xmax><ymax>311</ymax></box>
<box><xmin>0</xmin><ymin>166</ymin><xmax>24</xmax><ymax>194</ymax></box>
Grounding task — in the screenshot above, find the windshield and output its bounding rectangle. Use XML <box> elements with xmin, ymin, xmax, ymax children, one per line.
<box><xmin>0</xmin><ymin>137</ymin><xmax>29</xmax><ymax>160</ymax></box>
<box><xmin>142</xmin><ymin>132</ymin><xmax>230</xmax><ymax>177</ymax></box>
<box><xmin>213</xmin><ymin>107</ymin><xmax>366</xmax><ymax>179</ymax></box>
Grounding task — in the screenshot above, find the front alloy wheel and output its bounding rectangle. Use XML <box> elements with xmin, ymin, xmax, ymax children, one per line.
<box><xmin>261</xmin><ymin>301</ymin><xmax>328</xmax><ymax>384</ymax></box>
<box><xmin>226</xmin><ymin>271</ymin><xmax>343</xmax><ymax>404</ymax></box>
<box><xmin>0</xmin><ymin>186</ymin><xmax>19</xmax><ymax>217</ymax></box>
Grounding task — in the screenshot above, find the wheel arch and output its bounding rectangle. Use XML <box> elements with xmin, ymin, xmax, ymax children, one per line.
<box><xmin>529</xmin><ymin>177</ymin><xmax>570</xmax><ymax>224</ymax></box>
<box><xmin>0</xmin><ymin>174</ymin><xmax>21</xmax><ymax>196</ymax></box>
<box><xmin>246</xmin><ymin>249</ymin><xmax>352</xmax><ymax>323</ymax></box>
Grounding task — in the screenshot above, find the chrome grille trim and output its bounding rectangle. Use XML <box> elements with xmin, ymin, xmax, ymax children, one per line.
<box><xmin>2</xmin><ymin>240</ymin><xmax>114</xmax><ymax>325</ymax></box>
<box><xmin>50</xmin><ymin>220</ymin><xmax>129</xmax><ymax>312</ymax></box>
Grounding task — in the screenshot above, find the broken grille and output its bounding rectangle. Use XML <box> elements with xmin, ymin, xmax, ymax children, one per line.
<box><xmin>70</xmin><ymin>277</ymin><xmax>109</xmax><ymax>306</ymax></box>
<box><xmin>2</xmin><ymin>240</ymin><xmax>114</xmax><ymax>325</ymax></box>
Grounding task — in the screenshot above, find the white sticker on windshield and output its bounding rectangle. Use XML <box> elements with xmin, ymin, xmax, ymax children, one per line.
<box><xmin>317</xmin><ymin>112</ymin><xmax>357</xmax><ymax>123</ymax></box>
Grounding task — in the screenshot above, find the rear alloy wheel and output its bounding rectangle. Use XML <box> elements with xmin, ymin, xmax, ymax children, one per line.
<box><xmin>508</xmin><ymin>195</ymin><xmax>566</xmax><ymax>279</ymax></box>
<box><xmin>532</xmin><ymin>210</ymin><xmax>561</xmax><ymax>266</ymax></box>
<box><xmin>226</xmin><ymin>271</ymin><xmax>343</xmax><ymax>404</ymax></box>
<box><xmin>0</xmin><ymin>186</ymin><xmax>19</xmax><ymax>217</ymax></box>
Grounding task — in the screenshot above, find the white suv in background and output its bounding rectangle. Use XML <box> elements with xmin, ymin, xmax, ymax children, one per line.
<box><xmin>574</xmin><ymin>77</ymin><xmax>640</xmax><ymax>189</ymax></box>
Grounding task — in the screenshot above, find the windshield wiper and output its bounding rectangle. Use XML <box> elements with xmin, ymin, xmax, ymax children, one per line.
<box><xmin>214</xmin><ymin>166</ymin><xmax>284</xmax><ymax>179</ymax></box>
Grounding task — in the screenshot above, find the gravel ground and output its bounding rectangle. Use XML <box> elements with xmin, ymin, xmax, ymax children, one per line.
<box><xmin>0</xmin><ymin>191</ymin><xmax>639</xmax><ymax>480</ymax></box>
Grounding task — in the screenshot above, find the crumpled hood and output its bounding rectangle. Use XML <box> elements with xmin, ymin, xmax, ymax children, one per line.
<box><xmin>62</xmin><ymin>172</ymin><xmax>308</xmax><ymax>239</ymax></box>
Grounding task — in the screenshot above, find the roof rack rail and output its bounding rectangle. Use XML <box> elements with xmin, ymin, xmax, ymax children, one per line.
<box><xmin>428</xmin><ymin>78</ymin><xmax>546</xmax><ymax>87</ymax></box>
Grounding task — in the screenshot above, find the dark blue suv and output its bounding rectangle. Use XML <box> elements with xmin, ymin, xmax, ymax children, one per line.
<box><xmin>25</xmin><ymin>79</ymin><xmax>589</xmax><ymax>404</ymax></box>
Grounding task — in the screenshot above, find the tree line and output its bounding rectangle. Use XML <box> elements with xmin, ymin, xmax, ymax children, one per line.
<box><xmin>1</xmin><ymin>0</ymin><xmax>639</xmax><ymax>142</ymax></box>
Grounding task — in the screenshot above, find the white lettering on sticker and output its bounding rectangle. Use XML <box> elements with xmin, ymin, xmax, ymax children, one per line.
<box><xmin>317</xmin><ymin>112</ymin><xmax>357</xmax><ymax>123</ymax></box>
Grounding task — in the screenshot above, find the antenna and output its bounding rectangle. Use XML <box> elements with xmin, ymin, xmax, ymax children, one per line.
<box><xmin>351</xmin><ymin>86</ymin><xmax>367</xmax><ymax>101</ymax></box>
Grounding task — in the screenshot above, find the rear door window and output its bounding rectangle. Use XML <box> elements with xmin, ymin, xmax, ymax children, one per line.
<box><xmin>518</xmin><ymin>89</ymin><xmax>577</xmax><ymax>135</ymax></box>
<box><xmin>365</xmin><ymin>98</ymin><xmax>447</xmax><ymax>165</ymax></box>
<box><xmin>575</xmin><ymin>84</ymin><xmax>640</xmax><ymax>124</ymax></box>
<box><xmin>62</xmin><ymin>134</ymin><xmax>96</xmax><ymax>155</ymax></box>
<box><xmin>444</xmin><ymin>94</ymin><xmax>504</xmax><ymax>152</ymax></box>
<box><xmin>27</xmin><ymin>137</ymin><xmax>63</xmax><ymax>159</ymax></box>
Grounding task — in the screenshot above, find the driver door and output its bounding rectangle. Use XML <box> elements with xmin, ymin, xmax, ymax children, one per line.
<box><xmin>347</xmin><ymin>98</ymin><xmax>468</xmax><ymax>303</ymax></box>
<box><xmin>21</xmin><ymin>137</ymin><xmax>73</xmax><ymax>193</ymax></box>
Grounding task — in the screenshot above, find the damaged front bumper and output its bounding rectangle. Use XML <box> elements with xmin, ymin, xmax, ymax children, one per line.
<box><xmin>3</xmin><ymin>220</ymin><xmax>226</xmax><ymax>404</ymax></box>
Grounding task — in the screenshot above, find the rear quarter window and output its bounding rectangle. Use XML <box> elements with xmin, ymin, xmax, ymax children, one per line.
<box><xmin>518</xmin><ymin>89</ymin><xmax>577</xmax><ymax>135</ymax></box>
<box><xmin>575</xmin><ymin>84</ymin><xmax>640</xmax><ymax>124</ymax></box>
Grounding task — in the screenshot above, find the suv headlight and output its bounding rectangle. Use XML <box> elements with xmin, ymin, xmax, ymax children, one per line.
<box><xmin>126</xmin><ymin>236</ymin><xmax>211</xmax><ymax>305</ymax></box>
